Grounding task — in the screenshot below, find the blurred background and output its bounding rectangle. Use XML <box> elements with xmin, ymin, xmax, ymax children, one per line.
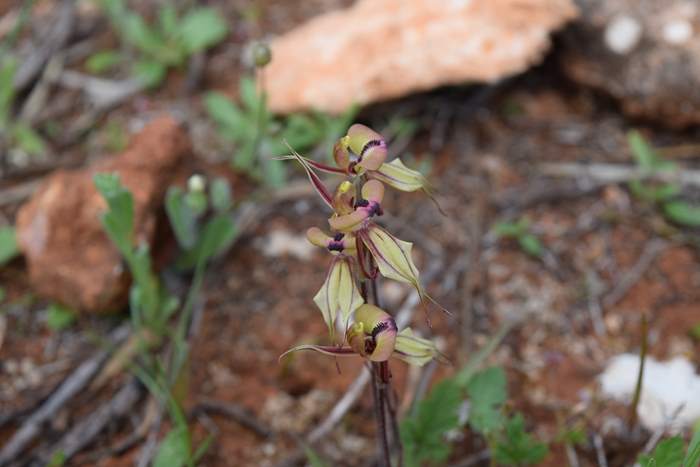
<box><xmin>1</xmin><ymin>0</ymin><xmax>700</xmax><ymax>466</ymax></box>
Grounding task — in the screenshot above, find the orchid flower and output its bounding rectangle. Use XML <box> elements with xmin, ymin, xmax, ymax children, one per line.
<box><xmin>281</xmin><ymin>304</ymin><xmax>442</xmax><ymax>367</ymax></box>
<box><xmin>306</xmin><ymin>226</ymin><xmax>363</xmax><ymax>340</ymax></box>
<box><xmin>282</xmin><ymin>124</ymin><xmax>435</xmax><ymax>198</ymax></box>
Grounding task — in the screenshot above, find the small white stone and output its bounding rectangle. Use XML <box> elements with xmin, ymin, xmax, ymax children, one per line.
<box><xmin>605</xmin><ymin>16</ymin><xmax>642</xmax><ymax>54</ymax></box>
<box><xmin>662</xmin><ymin>20</ymin><xmax>693</xmax><ymax>45</ymax></box>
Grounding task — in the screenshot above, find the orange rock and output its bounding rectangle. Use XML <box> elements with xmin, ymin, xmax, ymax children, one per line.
<box><xmin>16</xmin><ymin>116</ymin><xmax>190</xmax><ymax>313</ymax></box>
<box><xmin>265</xmin><ymin>0</ymin><xmax>578</xmax><ymax>114</ymax></box>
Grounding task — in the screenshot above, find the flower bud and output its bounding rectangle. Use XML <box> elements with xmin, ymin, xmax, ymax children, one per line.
<box><xmin>187</xmin><ymin>174</ymin><xmax>206</xmax><ymax>193</ymax></box>
<box><xmin>251</xmin><ymin>41</ymin><xmax>272</xmax><ymax>68</ymax></box>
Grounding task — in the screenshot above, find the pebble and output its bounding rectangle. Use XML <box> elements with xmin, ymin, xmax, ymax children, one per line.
<box><xmin>604</xmin><ymin>15</ymin><xmax>642</xmax><ymax>54</ymax></box>
<box><xmin>662</xmin><ymin>19</ymin><xmax>693</xmax><ymax>45</ymax></box>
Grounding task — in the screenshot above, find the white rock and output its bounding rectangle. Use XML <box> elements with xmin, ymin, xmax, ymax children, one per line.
<box><xmin>662</xmin><ymin>20</ymin><xmax>693</xmax><ymax>45</ymax></box>
<box><xmin>258</xmin><ymin>229</ymin><xmax>315</xmax><ymax>260</ymax></box>
<box><xmin>604</xmin><ymin>15</ymin><xmax>642</xmax><ymax>54</ymax></box>
<box><xmin>599</xmin><ymin>353</ymin><xmax>700</xmax><ymax>432</ymax></box>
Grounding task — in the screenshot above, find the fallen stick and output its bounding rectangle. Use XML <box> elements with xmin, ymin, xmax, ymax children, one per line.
<box><xmin>194</xmin><ymin>399</ymin><xmax>273</xmax><ymax>439</ymax></box>
<box><xmin>13</xmin><ymin>0</ymin><xmax>75</xmax><ymax>93</ymax></box>
<box><xmin>0</xmin><ymin>324</ymin><xmax>129</xmax><ymax>466</ymax></box>
<box><xmin>37</xmin><ymin>379</ymin><xmax>142</xmax><ymax>464</ymax></box>
<box><xmin>540</xmin><ymin>162</ymin><xmax>700</xmax><ymax>187</ymax></box>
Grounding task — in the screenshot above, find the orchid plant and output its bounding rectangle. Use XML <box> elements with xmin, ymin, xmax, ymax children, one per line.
<box><xmin>280</xmin><ymin>124</ymin><xmax>447</xmax><ymax>466</ymax></box>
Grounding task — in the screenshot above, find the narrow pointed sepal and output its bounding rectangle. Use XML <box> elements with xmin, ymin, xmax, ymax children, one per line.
<box><xmin>279</xmin><ymin>344</ymin><xmax>356</xmax><ymax>361</ymax></box>
<box><xmin>313</xmin><ymin>257</ymin><xmax>364</xmax><ymax>339</ymax></box>
<box><xmin>394</xmin><ymin>328</ymin><xmax>444</xmax><ymax>366</ymax></box>
<box><xmin>279</xmin><ymin>145</ymin><xmax>334</xmax><ymax>209</ymax></box>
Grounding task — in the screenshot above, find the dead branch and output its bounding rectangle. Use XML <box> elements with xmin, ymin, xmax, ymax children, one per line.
<box><xmin>0</xmin><ymin>324</ymin><xmax>130</xmax><ymax>466</ymax></box>
<box><xmin>540</xmin><ymin>162</ymin><xmax>700</xmax><ymax>188</ymax></box>
<box><xmin>37</xmin><ymin>379</ymin><xmax>142</xmax><ymax>464</ymax></box>
<box><xmin>194</xmin><ymin>399</ymin><xmax>273</xmax><ymax>439</ymax></box>
<box><xmin>13</xmin><ymin>0</ymin><xmax>75</xmax><ymax>93</ymax></box>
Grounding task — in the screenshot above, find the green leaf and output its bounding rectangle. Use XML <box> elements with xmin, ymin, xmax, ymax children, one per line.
<box><xmin>178</xmin><ymin>8</ymin><xmax>228</xmax><ymax>54</ymax></box>
<box><xmin>493</xmin><ymin>414</ymin><xmax>549</xmax><ymax>466</ymax></box>
<box><xmin>629</xmin><ymin>180</ymin><xmax>680</xmax><ymax>203</ymax></box>
<box><xmin>0</xmin><ymin>226</ymin><xmax>19</xmax><ymax>267</ymax></box>
<box><xmin>518</xmin><ymin>233</ymin><xmax>543</xmax><ymax>258</ymax></box>
<box><xmin>400</xmin><ymin>378</ymin><xmax>462</xmax><ymax>467</ymax></box>
<box><xmin>684</xmin><ymin>427</ymin><xmax>700</xmax><ymax>467</ymax></box>
<box><xmin>94</xmin><ymin>173</ymin><xmax>134</xmax><ymax>256</ymax></box>
<box><xmin>639</xmin><ymin>436</ymin><xmax>685</xmax><ymax>467</ymax></box>
<box><xmin>260</xmin><ymin>149</ymin><xmax>286</xmax><ymax>188</ymax></box>
<box><xmin>121</xmin><ymin>12</ymin><xmax>166</xmax><ymax>58</ymax></box>
<box><xmin>628</xmin><ymin>130</ymin><xmax>675</xmax><ymax>172</ymax></box>
<box><xmin>493</xmin><ymin>220</ymin><xmax>526</xmax><ymax>238</ymax></box>
<box><xmin>86</xmin><ymin>50</ymin><xmax>122</xmax><ymax>74</ymax></box>
<box><xmin>0</xmin><ymin>57</ymin><xmax>17</xmax><ymax>126</ymax></box>
<box><xmin>46</xmin><ymin>450</ymin><xmax>66</xmax><ymax>467</ymax></box>
<box><xmin>165</xmin><ymin>187</ymin><xmax>198</xmax><ymax>249</ymax></box>
<box><xmin>12</xmin><ymin>123</ymin><xmax>46</xmax><ymax>156</ymax></box>
<box><xmin>304</xmin><ymin>446</ymin><xmax>328</xmax><ymax>467</ymax></box>
<box><xmin>204</xmin><ymin>92</ymin><xmax>245</xmax><ymax>132</ymax></box>
<box><xmin>198</xmin><ymin>214</ymin><xmax>236</xmax><ymax>262</ymax></box>
<box><xmin>153</xmin><ymin>426</ymin><xmax>190</xmax><ymax>467</ymax></box>
<box><xmin>280</xmin><ymin>114</ymin><xmax>325</xmax><ymax>152</ymax></box>
<box><xmin>663</xmin><ymin>201</ymin><xmax>700</xmax><ymax>227</ymax></box>
<box><xmin>46</xmin><ymin>304</ymin><xmax>76</xmax><ymax>331</ymax></box>
<box><xmin>239</xmin><ymin>76</ymin><xmax>260</xmax><ymax>113</ymax></box>
<box><xmin>133</xmin><ymin>60</ymin><xmax>167</xmax><ymax>88</ymax></box>
<box><xmin>210</xmin><ymin>177</ymin><xmax>232</xmax><ymax>213</ymax></box>
<box><xmin>466</xmin><ymin>367</ymin><xmax>507</xmax><ymax>434</ymax></box>
<box><xmin>158</xmin><ymin>5</ymin><xmax>179</xmax><ymax>39</ymax></box>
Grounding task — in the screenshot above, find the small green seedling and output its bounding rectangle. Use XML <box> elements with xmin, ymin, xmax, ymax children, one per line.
<box><xmin>628</xmin><ymin>131</ymin><xmax>700</xmax><ymax>227</ymax></box>
<box><xmin>46</xmin><ymin>304</ymin><xmax>77</xmax><ymax>331</ymax></box>
<box><xmin>94</xmin><ymin>173</ymin><xmax>177</xmax><ymax>333</ymax></box>
<box><xmin>96</xmin><ymin>0</ymin><xmax>228</xmax><ymax>87</ymax></box>
<box><xmin>493</xmin><ymin>218</ymin><xmax>544</xmax><ymax>258</ymax></box>
<box><xmin>205</xmin><ymin>76</ymin><xmax>358</xmax><ymax>187</ymax></box>
<box><xmin>96</xmin><ymin>173</ymin><xmax>235</xmax><ymax>467</ymax></box>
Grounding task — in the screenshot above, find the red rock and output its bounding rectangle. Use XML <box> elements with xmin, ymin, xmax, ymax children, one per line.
<box><xmin>16</xmin><ymin>116</ymin><xmax>190</xmax><ymax>313</ymax></box>
<box><xmin>265</xmin><ymin>0</ymin><xmax>578</xmax><ymax>114</ymax></box>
